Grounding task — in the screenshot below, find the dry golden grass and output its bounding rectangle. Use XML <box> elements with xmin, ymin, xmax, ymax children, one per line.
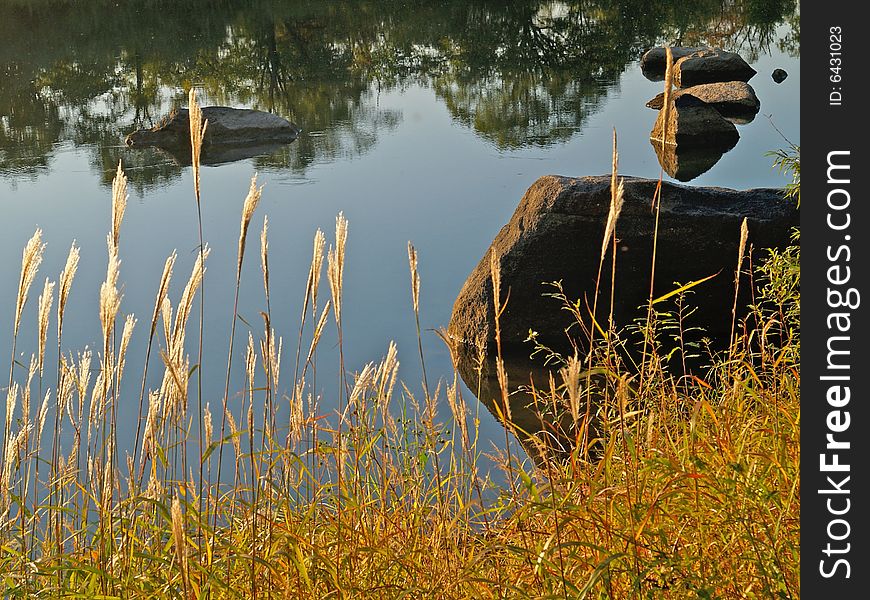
<box><xmin>0</xmin><ymin>138</ymin><xmax>800</xmax><ymax>599</ymax></box>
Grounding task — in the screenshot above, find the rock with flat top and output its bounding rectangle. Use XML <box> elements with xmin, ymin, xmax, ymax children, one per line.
<box><xmin>126</xmin><ymin>106</ymin><xmax>300</xmax><ymax>148</ymax></box>
<box><xmin>646</xmin><ymin>81</ymin><xmax>760</xmax><ymax>120</ymax></box>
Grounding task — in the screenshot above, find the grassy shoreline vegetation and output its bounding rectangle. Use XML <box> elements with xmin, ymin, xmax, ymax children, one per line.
<box><xmin>1</xmin><ymin>80</ymin><xmax>799</xmax><ymax>599</ymax></box>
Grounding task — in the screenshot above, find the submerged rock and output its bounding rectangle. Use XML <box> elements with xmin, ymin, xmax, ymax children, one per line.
<box><xmin>650</xmin><ymin>95</ymin><xmax>740</xmax><ymax>148</ymax></box>
<box><xmin>646</xmin><ymin>81</ymin><xmax>760</xmax><ymax>121</ymax></box>
<box><xmin>772</xmin><ymin>68</ymin><xmax>788</xmax><ymax>83</ymax></box>
<box><xmin>126</xmin><ymin>106</ymin><xmax>300</xmax><ymax>148</ymax></box>
<box><xmin>447</xmin><ymin>175</ymin><xmax>798</xmax><ymax>365</ymax></box>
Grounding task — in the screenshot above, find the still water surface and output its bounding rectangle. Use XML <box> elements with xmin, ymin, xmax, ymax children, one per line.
<box><xmin>0</xmin><ymin>0</ymin><xmax>799</xmax><ymax>470</ymax></box>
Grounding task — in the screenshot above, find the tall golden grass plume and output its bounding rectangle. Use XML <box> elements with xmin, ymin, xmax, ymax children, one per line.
<box><xmin>260</xmin><ymin>215</ymin><xmax>270</xmax><ymax>300</ymax></box>
<box><xmin>327</xmin><ymin>212</ymin><xmax>348</xmax><ymax>325</ymax></box>
<box><xmin>408</xmin><ymin>243</ymin><xmax>420</xmax><ymax>314</ymax></box>
<box><xmin>99</xmin><ymin>234</ymin><xmax>122</xmax><ymax>343</ymax></box>
<box><xmin>58</xmin><ymin>241</ymin><xmax>80</xmax><ymax>336</ymax></box>
<box><xmin>154</xmin><ymin>253</ymin><xmax>177</xmax><ymax>323</ymax></box>
<box><xmin>349</xmin><ymin>362</ymin><xmax>376</xmax><ymax>411</ymax></box>
<box><xmin>203</xmin><ymin>402</ymin><xmax>213</xmax><ymax>447</ymax></box>
<box><xmin>245</xmin><ymin>332</ymin><xmax>257</xmax><ymax>397</ymax></box>
<box><xmin>600</xmin><ymin>128</ymin><xmax>625</xmax><ymax>264</ymax></box>
<box><xmin>237</xmin><ymin>174</ymin><xmax>264</xmax><ymax>277</ymax></box>
<box><xmin>305</xmin><ymin>302</ymin><xmax>331</xmax><ymax>370</ymax></box>
<box><xmin>172</xmin><ymin>245</ymin><xmax>210</xmax><ymax>347</ymax></box>
<box><xmin>14</xmin><ymin>229</ymin><xmax>46</xmax><ymax>339</ymax></box>
<box><xmin>375</xmin><ymin>341</ymin><xmax>399</xmax><ymax>403</ymax></box>
<box><xmin>188</xmin><ymin>88</ymin><xmax>208</xmax><ymax>202</ymax></box>
<box><xmin>22</xmin><ymin>355</ymin><xmax>37</xmax><ymax>431</ymax></box>
<box><xmin>116</xmin><ymin>315</ymin><xmax>137</xmax><ymax>386</ymax></box>
<box><xmin>560</xmin><ymin>354</ymin><xmax>584</xmax><ymax>428</ymax></box>
<box><xmin>737</xmin><ymin>217</ymin><xmax>749</xmax><ymax>275</ymax></box>
<box><xmin>170</xmin><ymin>494</ymin><xmax>188</xmax><ymax>588</ymax></box>
<box><xmin>37</xmin><ymin>278</ymin><xmax>55</xmax><ymax>377</ymax></box>
<box><xmin>5</xmin><ymin>383</ymin><xmax>19</xmax><ymax>448</ymax></box>
<box><xmin>308</xmin><ymin>229</ymin><xmax>326</xmax><ymax>316</ymax></box>
<box><xmin>111</xmin><ymin>160</ymin><xmax>128</xmax><ymax>251</ymax></box>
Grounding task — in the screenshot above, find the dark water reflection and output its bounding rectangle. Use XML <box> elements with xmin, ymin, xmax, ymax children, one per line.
<box><xmin>2</xmin><ymin>0</ymin><xmax>798</xmax><ymax>187</ymax></box>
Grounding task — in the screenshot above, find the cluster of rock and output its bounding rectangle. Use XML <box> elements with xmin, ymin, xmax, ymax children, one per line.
<box><xmin>641</xmin><ymin>47</ymin><xmax>762</xmax><ymax>181</ymax></box>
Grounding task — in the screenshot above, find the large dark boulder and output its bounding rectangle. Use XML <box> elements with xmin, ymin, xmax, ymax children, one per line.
<box><xmin>447</xmin><ymin>175</ymin><xmax>798</xmax><ymax>366</ymax></box>
<box><xmin>640</xmin><ymin>46</ymin><xmax>705</xmax><ymax>80</ymax></box>
<box><xmin>674</xmin><ymin>49</ymin><xmax>756</xmax><ymax>87</ymax></box>
<box><xmin>126</xmin><ymin>106</ymin><xmax>300</xmax><ymax>148</ymax></box>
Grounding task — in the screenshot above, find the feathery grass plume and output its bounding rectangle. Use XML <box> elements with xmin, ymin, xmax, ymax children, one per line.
<box><xmin>4</xmin><ymin>383</ymin><xmax>18</xmax><ymax>450</ymax></box>
<box><xmin>161</xmin><ymin>297</ymin><xmax>172</xmax><ymax>349</ymax></box>
<box><xmin>446</xmin><ymin>379</ymin><xmax>469</xmax><ymax>453</ymax></box>
<box><xmin>266</xmin><ymin>333</ymin><xmax>282</xmax><ymax>392</ymax></box>
<box><xmin>153</xmin><ymin>254</ymin><xmax>177</xmax><ymax>331</ymax></box>
<box><xmin>737</xmin><ymin>217</ymin><xmax>749</xmax><ymax>276</ymax></box>
<box><xmin>133</xmin><ymin>251</ymin><xmax>175</xmax><ymax>467</ymax></box>
<box><xmin>116</xmin><ymin>315</ymin><xmax>136</xmax><ymax>386</ymax></box>
<box><xmin>173</xmin><ymin>246</ymin><xmax>209</xmax><ymax>345</ymax></box>
<box><xmin>141</xmin><ymin>391</ymin><xmax>161</xmax><ymax>467</ymax></box>
<box><xmin>660</xmin><ymin>46</ymin><xmax>674</xmax><ymax>153</ymax></box>
<box><xmin>304</xmin><ymin>302</ymin><xmax>331</xmax><ymax>371</ymax></box>
<box><xmin>226</xmin><ymin>409</ymin><xmax>241</xmax><ymax>457</ymax></box>
<box><xmin>349</xmin><ymin>363</ymin><xmax>376</xmax><ymax>411</ymax></box>
<box><xmin>308</xmin><ymin>229</ymin><xmax>326</xmax><ymax>317</ymax></box>
<box><xmin>327</xmin><ymin>212</ymin><xmax>348</xmax><ymax>325</ymax></box>
<box><xmin>14</xmin><ymin>229</ymin><xmax>46</xmax><ymax>340</ymax></box>
<box><xmin>111</xmin><ymin>161</ymin><xmax>128</xmax><ymax>251</ymax></box>
<box><xmin>375</xmin><ymin>341</ymin><xmax>399</xmax><ymax>404</ymax></box>
<box><xmin>294</xmin><ymin>228</ymin><xmax>326</xmax><ymax>390</ymax></box>
<box><xmin>57</xmin><ymin>241</ymin><xmax>80</xmax><ymax>337</ymax></box>
<box><xmin>188</xmin><ymin>88</ymin><xmax>208</xmax><ymax>202</ymax></box>
<box><xmin>237</xmin><ymin>175</ymin><xmax>264</xmax><ymax>278</ymax></box>
<box><xmin>99</xmin><ymin>235</ymin><xmax>122</xmax><ymax>343</ymax></box>
<box><xmin>287</xmin><ymin>383</ymin><xmax>305</xmax><ymax>447</ymax></box>
<box><xmin>22</xmin><ymin>355</ymin><xmax>36</xmax><ymax>428</ymax></box>
<box><xmin>203</xmin><ymin>402</ymin><xmax>213</xmax><ymax>448</ymax></box>
<box><xmin>730</xmin><ymin>218</ymin><xmax>750</xmax><ymax>353</ymax></box>
<box><xmin>37</xmin><ymin>390</ymin><xmax>50</xmax><ymax>442</ymax></box>
<box><xmin>600</xmin><ymin>131</ymin><xmax>625</xmax><ymax>264</ymax></box>
<box><xmin>260</xmin><ymin>215</ymin><xmax>270</xmax><ymax>301</ymax></box>
<box><xmin>2</xmin><ymin>425</ymin><xmax>30</xmax><ymax>516</ymax></box>
<box><xmin>215</xmin><ymin>177</ymin><xmax>263</xmax><ymax>528</ymax></box>
<box><xmin>171</xmin><ymin>494</ymin><xmax>188</xmax><ymax>590</ymax></box>
<box><xmin>408</xmin><ymin>243</ymin><xmax>420</xmax><ymax>314</ymax></box>
<box><xmin>37</xmin><ymin>279</ymin><xmax>55</xmax><ymax>378</ymax></box>
<box><xmin>560</xmin><ymin>354</ymin><xmax>584</xmax><ymax>427</ymax></box>
<box><xmin>246</xmin><ymin>332</ymin><xmax>256</xmax><ymax>391</ymax></box>
<box><xmin>490</xmin><ymin>250</ymin><xmax>502</xmax><ymax>320</ymax></box>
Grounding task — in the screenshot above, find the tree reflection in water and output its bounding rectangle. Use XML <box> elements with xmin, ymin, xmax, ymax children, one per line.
<box><xmin>1</xmin><ymin>0</ymin><xmax>798</xmax><ymax>188</ymax></box>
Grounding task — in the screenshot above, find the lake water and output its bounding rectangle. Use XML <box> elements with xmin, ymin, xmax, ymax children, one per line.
<box><xmin>0</xmin><ymin>0</ymin><xmax>799</xmax><ymax>472</ymax></box>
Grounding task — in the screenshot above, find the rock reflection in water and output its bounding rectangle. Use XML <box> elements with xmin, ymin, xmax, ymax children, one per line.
<box><xmin>651</xmin><ymin>136</ymin><xmax>738</xmax><ymax>182</ymax></box>
<box><xmin>452</xmin><ymin>349</ymin><xmax>614</xmax><ymax>465</ymax></box>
